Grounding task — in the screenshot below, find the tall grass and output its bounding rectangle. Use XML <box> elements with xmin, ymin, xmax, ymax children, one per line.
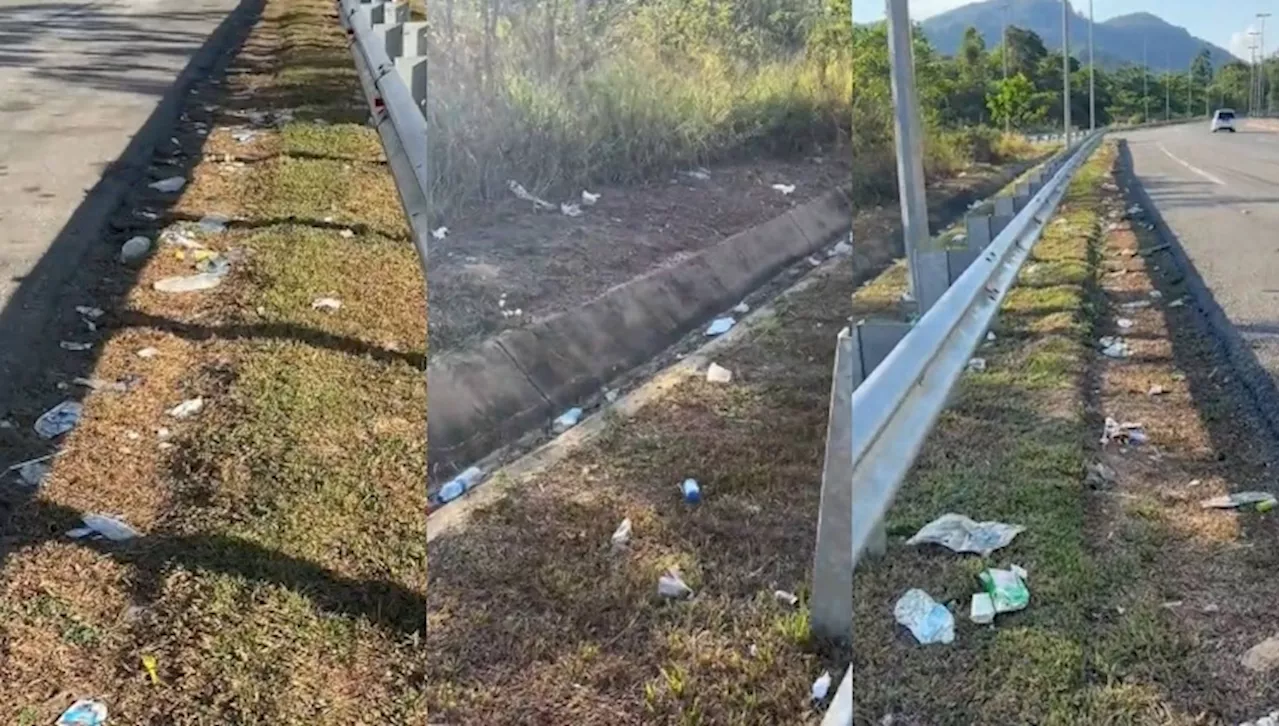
<box><xmin>427</xmin><ymin>41</ymin><xmax>851</xmax><ymax>219</ymax></box>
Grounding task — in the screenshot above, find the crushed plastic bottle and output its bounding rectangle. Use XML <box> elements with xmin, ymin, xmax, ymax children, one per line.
<box><xmin>437</xmin><ymin>466</ymin><xmax>483</xmax><ymax>504</ymax></box>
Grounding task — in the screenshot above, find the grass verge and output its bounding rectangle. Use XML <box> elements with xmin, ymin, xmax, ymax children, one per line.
<box><xmin>0</xmin><ymin>0</ymin><xmax>426</xmax><ymax>721</ymax></box>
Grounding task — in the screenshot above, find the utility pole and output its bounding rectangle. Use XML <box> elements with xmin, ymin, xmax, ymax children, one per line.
<box><xmin>1063</xmin><ymin>0</ymin><xmax>1071</xmax><ymax>145</ymax></box>
<box><xmin>1165</xmin><ymin>50</ymin><xmax>1171</xmax><ymax>120</ymax></box>
<box><xmin>1003</xmin><ymin>0</ymin><xmax>1010</xmax><ymax>132</ymax></box>
<box><xmin>1143</xmin><ymin>36</ymin><xmax>1150</xmax><ymax>122</ymax></box>
<box><xmin>1249</xmin><ymin>35</ymin><xmax>1260</xmax><ymax>114</ymax></box>
<box><xmin>1088</xmin><ymin>0</ymin><xmax>1095</xmax><ymax>129</ymax></box>
<box><xmin>1259</xmin><ymin>14</ymin><xmax>1271</xmax><ymax>115</ymax></box>
<box><xmin>885</xmin><ymin>0</ymin><xmax>931</xmax><ymax>306</ymax></box>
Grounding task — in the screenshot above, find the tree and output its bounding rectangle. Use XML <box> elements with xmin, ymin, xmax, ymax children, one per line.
<box><xmin>987</xmin><ymin>72</ymin><xmax>1039</xmax><ymax>129</ymax></box>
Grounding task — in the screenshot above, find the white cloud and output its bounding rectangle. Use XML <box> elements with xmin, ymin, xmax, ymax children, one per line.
<box><xmin>1229</xmin><ymin>25</ymin><xmax>1258</xmax><ymax>61</ymax></box>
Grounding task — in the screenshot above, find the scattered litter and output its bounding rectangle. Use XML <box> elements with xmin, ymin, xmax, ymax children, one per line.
<box><xmin>34</xmin><ymin>400</ymin><xmax>83</xmax><ymax>438</ymax></box>
<box><xmin>771</xmin><ymin>183</ymin><xmax>796</xmax><ymax>195</ymax></box>
<box><xmin>811</xmin><ymin>671</ymin><xmax>832</xmax><ymax>702</ymax></box>
<box><xmin>581</xmin><ymin>190</ymin><xmax>600</xmax><ymax>205</ymax></box>
<box><xmin>978</xmin><ymin>567</ymin><xmax>1030</xmax><ymax>614</ymax></box>
<box><xmin>604</xmin><ymin>389</ymin><xmax>619</xmax><ymax>403</ymax></box>
<box><xmin>120</xmin><ymin>235</ymin><xmax>151</xmax><ymax>263</ymax></box>
<box><xmin>167</xmin><ymin>397</ymin><xmax>204</xmax><ymax>419</ymax></box>
<box><xmin>507</xmin><ymin>180</ymin><xmax>556</xmax><ymax>209</ymax></box>
<box><xmin>905</xmin><ymin>513</ymin><xmax>1024</xmax><ymax>556</ymax></box>
<box><xmin>732</xmin><ymin>302</ymin><xmax>750</xmax><ymax>314</ymax></box>
<box><xmin>1149</xmin><ymin>290</ymin><xmax>1163</xmax><ymax>299</ymax></box>
<box><xmin>1148</xmin><ymin>384</ymin><xmax>1167</xmax><ymax>396</ymax></box>
<box><xmin>829</xmin><ymin>239</ymin><xmax>853</xmax><ymax>256</ymax></box>
<box><xmin>136</xmin><ymin>347</ymin><xmax>159</xmax><ymax>359</ymax></box>
<box><xmin>1199</xmin><ymin>491</ymin><xmax>1277</xmax><ymax>510</ymax></box>
<box><xmin>969</xmin><ymin>592</ymin><xmax>996</xmax><ymax>624</ymax></box>
<box><xmin>73</xmin><ymin>377</ymin><xmax>133</xmax><ymax>393</ymax></box>
<box><xmin>679</xmin><ymin>168</ymin><xmax>711</xmax><ymax>181</ymax></box>
<box><xmin>680</xmin><ymin>478</ymin><xmax>702</xmax><ymax>504</ymax></box>
<box><xmin>1240</xmin><ymin>635</ymin><xmax>1280</xmax><ymax>672</ymax></box>
<box><xmin>17</xmin><ymin>459</ymin><xmax>50</xmax><ymax>488</ymax></box>
<box><xmin>56</xmin><ymin>699</ymin><xmax>108</xmax><ymax>726</ymax></box>
<box><xmin>1126</xmin><ymin>204</ymin><xmax>1142</xmax><ymax>216</ymax></box>
<box><xmin>1086</xmin><ymin>461</ymin><xmax>1117</xmax><ymax>488</ymax></box>
<box><xmin>142</xmin><ymin>654</ymin><xmax>160</xmax><ymax>684</ymax></box>
<box><xmin>339</xmin><ymin>229</ymin><xmax>355</xmax><ymax>239</ymax></box>
<box><xmin>437</xmin><ymin>466</ymin><xmax>483</xmax><ymax>503</ymax></box>
<box><xmin>431</xmin><ymin>226</ymin><xmax>448</xmax><ymax>240</ymax></box>
<box><xmin>560</xmin><ymin>203</ymin><xmax>583</xmax><ymax>217</ymax></box>
<box><xmin>1099</xmin><ymin>336</ymin><xmax>1131</xmax><ymax>358</ymax></box>
<box><xmin>1116</xmin><ymin>318</ymin><xmax>1134</xmax><ymax>329</ymax></box>
<box><xmin>706</xmin><ymin>362</ymin><xmax>733</xmax><ymax>383</ymax></box>
<box><xmin>893</xmin><ymin>588</ymin><xmax>955</xmax><ymax>645</ymax></box>
<box><xmin>611</xmin><ymin>518</ymin><xmax>632</xmax><ymax>549</ymax></box>
<box><xmin>552</xmin><ymin>407</ymin><xmax>583</xmax><ymax>433</ymax></box>
<box><xmin>966</xmin><ymin>358</ymin><xmax>987</xmax><ymax>373</ymax></box>
<box><xmin>1119</xmin><ymin>300</ymin><xmax>1151</xmax><ymax>311</ymax></box>
<box><xmin>311</xmin><ymin>297</ymin><xmax>342</xmax><ymax>312</ymax></box>
<box><xmin>1168</xmin><ymin>297</ymin><xmax>1185</xmax><ymax>308</ymax></box>
<box><xmin>195</xmin><ymin>214</ymin><xmax>228</xmax><ymax>234</ymax></box>
<box><xmin>135</xmin><ymin>209</ymin><xmax>158</xmax><ymax>220</ymax></box>
<box><xmin>153</xmin><ymin>270</ymin><xmax>226</xmax><ymax>293</ymax></box>
<box><xmin>1101</xmin><ymin>417</ymin><xmax>1146</xmax><ymax>445</ymax></box>
<box><xmin>705</xmin><ymin>317</ymin><xmax>735</xmax><ymax>336</ymax></box>
<box><xmin>69</xmin><ymin>513</ymin><xmax>139</xmax><ymax>542</ymax></box>
<box><xmin>807</xmin><ymin>256</ymin><xmax>822</xmax><ymax>266</ymax></box>
<box><xmin>774</xmin><ymin>590</ymin><xmax>799</xmax><ymax>607</ymax></box>
<box><xmin>76</xmin><ymin>306</ymin><xmax>104</xmax><ymax>320</ymax></box>
<box><xmin>60</xmin><ymin>340</ymin><xmax>92</xmax><ymax>352</ymax></box>
<box><xmin>159</xmin><ymin>227</ymin><xmax>203</xmax><ymax>249</ymax></box>
<box><xmin>658</xmin><ymin>570</ymin><xmax>694</xmax><ymax>599</ymax></box>
<box><xmin>231</xmin><ymin>128</ymin><xmax>259</xmax><ymax>143</ymax></box>
<box><xmin>986</xmin><ymin>331</ymin><xmax>996</xmax><ymax>342</ymax></box>
<box><xmin>149</xmin><ymin>176</ymin><xmax>186</xmax><ymax>193</ymax></box>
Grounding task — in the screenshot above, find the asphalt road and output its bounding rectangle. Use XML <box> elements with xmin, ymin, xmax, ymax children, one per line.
<box><xmin>1115</xmin><ymin>121</ymin><xmax>1280</xmax><ymax>393</ymax></box>
<box><xmin>0</xmin><ymin>0</ymin><xmax>238</xmax><ymax>321</ymax></box>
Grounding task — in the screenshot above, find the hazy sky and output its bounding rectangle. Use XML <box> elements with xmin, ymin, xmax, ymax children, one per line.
<box><xmin>854</xmin><ymin>0</ymin><xmax>1280</xmax><ymax>60</ymax></box>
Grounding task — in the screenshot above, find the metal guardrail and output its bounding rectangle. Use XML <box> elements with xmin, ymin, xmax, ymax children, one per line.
<box><xmin>814</xmin><ymin>129</ymin><xmax>1104</xmax><ymax>726</ymax></box>
<box><xmin>337</xmin><ymin>0</ymin><xmax>431</xmax><ymax>280</ymax></box>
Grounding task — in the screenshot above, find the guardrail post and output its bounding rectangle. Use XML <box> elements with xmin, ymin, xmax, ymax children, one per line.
<box><xmin>811</xmin><ymin>328</ymin><xmax>856</xmax><ymax>642</ymax></box>
<box><xmin>991</xmin><ymin>196</ymin><xmax>1015</xmax><ymax>236</ymax></box>
<box><xmin>948</xmin><ymin>213</ymin><xmax>992</xmax><ymax>284</ymax></box>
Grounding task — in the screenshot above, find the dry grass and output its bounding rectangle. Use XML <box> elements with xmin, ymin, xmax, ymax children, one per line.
<box><xmin>0</xmin><ymin>0</ymin><xmax>426</xmax><ymax>721</ymax></box>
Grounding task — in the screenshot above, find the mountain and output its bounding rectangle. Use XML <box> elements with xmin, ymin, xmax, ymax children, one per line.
<box><xmin>919</xmin><ymin>0</ymin><xmax>1236</xmax><ymax>72</ymax></box>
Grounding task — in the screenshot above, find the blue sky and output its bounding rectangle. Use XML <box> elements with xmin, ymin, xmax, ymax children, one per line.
<box><xmin>855</xmin><ymin>0</ymin><xmax>1280</xmax><ymax>59</ymax></box>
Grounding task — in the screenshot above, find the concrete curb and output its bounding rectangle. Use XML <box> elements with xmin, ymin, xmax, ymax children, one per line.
<box><xmin>428</xmin><ymin>187</ymin><xmax>853</xmax><ymax>474</ymax></box>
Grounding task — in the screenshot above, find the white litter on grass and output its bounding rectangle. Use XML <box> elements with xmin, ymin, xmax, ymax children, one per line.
<box><xmin>159</xmin><ymin>228</ymin><xmax>203</xmax><ymax>249</ymax></box>
<box><xmin>774</xmin><ymin>590</ymin><xmax>799</xmax><ymax>607</ymax></box>
<box><xmin>771</xmin><ymin>183</ymin><xmax>796</xmax><ymax>195</ymax></box>
<box><xmin>1100</xmin><ymin>336</ymin><xmax>1131</xmax><ymax>358</ymax></box>
<box><xmin>966</xmin><ymin>358</ymin><xmax>987</xmax><ymax>373</ymax></box>
<box><xmin>311</xmin><ymin>297</ymin><xmax>342</xmax><ymax>312</ymax></box>
<box><xmin>431</xmin><ymin>226</ymin><xmax>449</xmax><ymax>240</ymax></box>
<box><xmin>1119</xmin><ymin>299</ymin><xmax>1151</xmax><ymax>311</ymax></box>
<box><xmin>34</xmin><ymin>399</ymin><xmax>83</xmax><ymax>440</ymax></box>
<box><xmin>153</xmin><ymin>271</ymin><xmax>225</xmax><ymax>293</ymax></box>
<box><xmin>611</xmin><ymin>518</ymin><xmax>632</xmax><ymax>549</ymax></box>
<box><xmin>905</xmin><ymin>514</ymin><xmax>1024</xmax><ymax>556</ymax></box>
<box><xmin>986</xmin><ymin>331</ymin><xmax>996</xmax><ymax>342</ymax></box>
<box><xmin>894</xmin><ymin>588</ymin><xmax>955</xmax><ymax>644</ymax></box>
<box><xmin>706</xmin><ymin>362</ymin><xmax>733</xmax><ymax>383</ymax></box>
<box><xmin>231</xmin><ymin>128</ymin><xmax>259</xmax><ymax>143</ymax></box>
<box><xmin>1148</xmin><ymin>384</ymin><xmax>1167</xmax><ymax>396</ymax></box>
<box><xmin>970</xmin><ymin>592</ymin><xmax>996</xmax><ymax>624</ymax></box>
<box><xmin>68</xmin><ymin>514</ymin><xmax>139</xmax><ymax>542</ymax></box>
<box><xmin>1199</xmin><ymin>491</ymin><xmax>1278</xmax><ymax>510</ymax></box>
<box><xmin>136</xmin><ymin>347</ymin><xmax>159</xmax><ymax>359</ymax></box>
<box><xmin>167</xmin><ymin>397</ymin><xmax>204</xmax><ymax>419</ymax></box>
<box><xmin>1101</xmin><ymin>416</ymin><xmax>1147</xmax><ymax>445</ymax></box>
<box><xmin>75</xmin><ymin>306</ymin><xmax>103</xmax><ymax>319</ymax></box>
<box><xmin>560</xmin><ymin>203</ymin><xmax>583</xmax><ymax>217</ymax></box>
<box><xmin>1149</xmin><ymin>290</ymin><xmax>1163</xmax><ymax>299</ymax></box>
<box><xmin>705</xmin><ymin>317</ymin><xmax>735</xmax><ymax>336</ymax></box>
<box><xmin>1116</xmin><ymin>318</ymin><xmax>1134</xmax><ymax>329</ymax></box>
<box><xmin>811</xmin><ymin>671</ymin><xmax>832</xmax><ymax>701</ymax></box>
<box><xmin>197</xmin><ymin>214</ymin><xmax>230</xmax><ymax>234</ymax></box>
<box><xmin>680</xmin><ymin>168</ymin><xmax>711</xmax><ymax>181</ymax></box>
<box><xmin>1240</xmin><ymin>636</ymin><xmax>1280</xmax><ymax>673</ymax></box>
<box><xmin>120</xmin><ymin>235</ymin><xmax>151</xmax><ymax>263</ymax></box>
<box><xmin>604</xmin><ymin>389</ymin><xmax>619</xmax><ymax>403</ymax></box>
<box><xmin>828</xmin><ymin>239</ymin><xmax>853</xmax><ymax>256</ymax></box>
<box><xmin>732</xmin><ymin>302</ymin><xmax>750</xmax><ymax>314</ymax></box>
<box><xmin>807</xmin><ymin>256</ymin><xmax>822</xmax><ymax>266</ymax></box>
<box><xmin>658</xmin><ymin>570</ymin><xmax>693</xmax><ymax>599</ymax></box>
<box><xmin>339</xmin><ymin>229</ymin><xmax>355</xmax><ymax>239</ymax></box>
<box><xmin>553</xmin><ymin>407</ymin><xmax>583</xmax><ymax>432</ymax></box>
<box><xmin>60</xmin><ymin>341</ymin><xmax>92</xmax><ymax>352</ymax></box>
<box><xmin>17</xmin><ymin>459</ymin><xmax>50</xmax><ymax>488</ymax></box>
<box><xmin>56</xmin><ymin>699</ymin><xmax>108</xmax><ymax>726</ymax></box>
<box><xmin>581</xmin><ymin>190</ymin><xmax>600</xmax><ymax>205</ymax></box>
<box><xmin>437</xmin><ymin>466</ymin><xmax>483</xmax><ymax>503</ymax></box>
<box><xmin>507</xmin><ymin>180</ymin><xmax>556</xmax><ymax>209</ymax></box>
<box><xmin>149</xmin><ymin>176</ymin><xmax>186</xmax><ymax>193</ymax></box>
<box><xmin>1168</xmin><ymin>298</ymin><xmax>1186</xmax><ymax>308</ymax></box>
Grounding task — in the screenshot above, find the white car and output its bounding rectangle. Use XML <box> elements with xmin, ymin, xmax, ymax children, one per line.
<box><xmin>1210</xmin><ymin>109</ymin><xmax>1237</xmax><ymax>132</ymax></box>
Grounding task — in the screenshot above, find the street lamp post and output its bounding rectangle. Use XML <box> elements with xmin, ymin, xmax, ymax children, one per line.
<box><xmin>1088</xmin><ymin>0</ymin><xmax>1095</xmax><ymax>130</ymax></box>
<box><xmin>1062</xmin><ymin>0</ymin><xmax>1071</xmax><ymax>144</ymax></box>
<box><xmin>1143</xmin><ymin>36</ymin><xmax>1150</xmax><ymax>122</ymax></box>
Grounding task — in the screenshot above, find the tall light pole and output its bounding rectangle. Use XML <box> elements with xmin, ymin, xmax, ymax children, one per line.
<box><xmin>1143</xmin><ymin>36</ymin><xmax>1150</xmax><ymax>121</ymax></box>
<box><xmin>1003</xmin><ymin>0</ymin><xmax>1011</xmax><ymax>132</ymax></box>
<box><xmin>1165</xmin><ymin>50</ymin><xmax>1171</xmax><ymax>120</ymax></box>
<box><xmin>1249</xmin><ymin>34</ymin><xmax>1260</xmax><ymax>113</ymax></box>
<box><xmin>1259</xmin><ymin>14</ymin><xmax>1271</xmax><ymax>114</ymax></box>
<box><xmin>1063</xmin><ymin>0</ymin><xmax>1071</xmax><ymax>144</ymax></box>
<box><xmin>1088</xmin><ymin>0</ymin><xmax>1095</xmax><ymax>130</ymax></box>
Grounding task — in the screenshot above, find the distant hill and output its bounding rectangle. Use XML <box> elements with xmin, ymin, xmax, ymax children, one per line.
<box><xmin>919</xmin><ymin>0</ymin><xmax>1236</xmax><ymax>71</ymax></box>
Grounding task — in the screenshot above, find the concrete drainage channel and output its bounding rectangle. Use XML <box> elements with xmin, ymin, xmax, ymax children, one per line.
<box><xmin>426</xmin><ymin>155</ymin><xmax>1049</xmax><ymax>504</ymax></box>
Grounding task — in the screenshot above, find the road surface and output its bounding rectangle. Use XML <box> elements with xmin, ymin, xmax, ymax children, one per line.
<box><xmin>1115</xmin><ymin>121</ymin><xmax>1280</xmax><ymax>399</ymax></box>
<box><xmin>0</xmin><ymin>0</ymin><xmax>240</xmax><ymax>398</ymax></box>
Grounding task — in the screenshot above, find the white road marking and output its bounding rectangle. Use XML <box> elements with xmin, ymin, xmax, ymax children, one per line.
<box><xmin>1158</xmin><ymin>143</ymin><xmax>1226</xmax><ymax>185</ymax></box>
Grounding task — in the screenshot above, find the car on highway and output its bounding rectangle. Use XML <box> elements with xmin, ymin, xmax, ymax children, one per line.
<box><xmin>1210</xmin><ymin>108</ymin><xmax>1237</xmax><ymax>133</ymax></box>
